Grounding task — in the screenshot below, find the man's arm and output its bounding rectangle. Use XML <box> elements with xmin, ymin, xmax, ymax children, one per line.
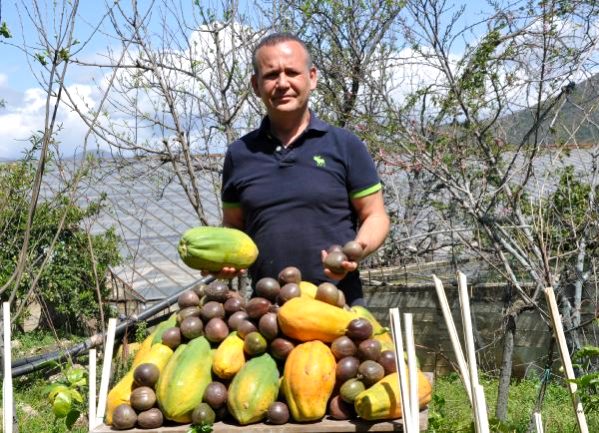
<box><xmin>223</xmin><ymin>206</ymin><xmax>244</xmax><ymax>230</ymax></box>
<box><xmin>351</xmin><ymin>189</ymin><xmax>390</xmax><ymax>258</ymax></box>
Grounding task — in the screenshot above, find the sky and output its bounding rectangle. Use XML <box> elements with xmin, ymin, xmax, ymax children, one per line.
<box><xmin>0</xmin><ymin>1</ymin><xmax>498</xmax><ymax>160</ymax></box>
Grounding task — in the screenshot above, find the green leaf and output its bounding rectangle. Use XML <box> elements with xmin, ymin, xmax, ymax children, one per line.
<box><xmin>65</xmin><ymin>366</ymin><xmax>86</xmax><ymax>386</ymax></box>
<box><xmin>0</xmin><ymin>22</ymin><xmax>11</xmax><ymax>38</ymax></box>
<box><xmin>65</xmin><ymin>409</ymin><xmax>81</xmax><ymax>429</ymax></box>
<box><xmin>53</xmin><ymin>391</ymin><xmax>72</xmax><ymax>418</ymax></box>
<box><xmin>35</xmin><ymin>53</ymin><xmax>48</xmax><ymax>66</ymax></box>
<box><xmin>66</xmin><ymin>388</ymin><xmax>84</xmax><ymax>403</ymax></box>
<box><xmin>46</xmin><ymin>384</ymin><xmax>70</xmax><ymax>402</ymax></box>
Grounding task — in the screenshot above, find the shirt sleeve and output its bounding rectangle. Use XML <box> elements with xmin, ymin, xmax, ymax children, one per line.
<box><xmin>345</xmin><ymin>133</ymin><xmax>382</xmax><ymax>199</ymax></box>
<box><xmin>221</xmin><ymin>148</ymin><xmax>241</xmax><ymax>208</ymax></box>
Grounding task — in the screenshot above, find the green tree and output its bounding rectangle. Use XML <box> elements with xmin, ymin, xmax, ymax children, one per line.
<box><xmin>0</xmin><ymin>154</ymin><xmax>121</xmax><ymax>333</ymax></box>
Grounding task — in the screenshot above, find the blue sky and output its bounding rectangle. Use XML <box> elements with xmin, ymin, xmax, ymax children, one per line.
<box><xmin>0</xmin><ymin>1</ymin><xmax>493</xmax><ymax>160</ymax></box>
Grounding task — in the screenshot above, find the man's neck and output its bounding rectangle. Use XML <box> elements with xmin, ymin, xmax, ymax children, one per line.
<box><xmin>268</xmin><ymin>109</ymin><xmax>311</xmax><ymax>147</ymax></box>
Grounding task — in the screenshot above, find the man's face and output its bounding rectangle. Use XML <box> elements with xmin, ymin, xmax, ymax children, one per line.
<box><xmin>251</xmin><ymin>40</ymin><xmax>317</xmax><ymax>117</ymax></box>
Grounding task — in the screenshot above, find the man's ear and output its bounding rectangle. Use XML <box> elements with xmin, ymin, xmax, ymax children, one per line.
<box><xmin>309</xmin><ymin>66</ymin><xmax>318</xmax><ymax>90</ymax></box>
<box><xmin>251</xmin><ymin>74</ymin><xmax>260</xmax><ymax>96</ymax></box>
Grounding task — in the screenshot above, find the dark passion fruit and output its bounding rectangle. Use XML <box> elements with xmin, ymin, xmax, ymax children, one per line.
<box><xmin>335</xmin><ymin>356</ymin><xmax>360</xmax><ymax>382</ymax></box>
<box><xmin>342</xmin><ymin>240</ymin><xmax>364</xmax><ymax>262</ymax></box>
<box><xmin>245</xmin><ymin>297</ymin><xmax>272</xmax><ymax>320</ymax></box>
<box><xmin>277</xmin><ymin>266</ymin><xmax>302</xmax><ymax>285</ymax></box>
<box><xmin>378</xmin><ymin>350</ymin><xmax>397</xmax><ymax>375</ymax></box>
<box><xmin>331</xmin><ymin>336</ymin><xmax>357</xmax><ymax>360</ymax></box>
<box><xmin>258</xmin><ymin>312</ymin><xmax>279</xmax><ymax>341</ymax></box>
<box><xmin>336</xmin><ymin>290</ymin><xmax>347</xmax><ymax>308</ymax></box>
<box><xmin>204</xmin><ymin>318</ymin><xmax>229</xmax><ymax>343</ymax></box>
<box><xmin>180</xmin><ymin>316</ymin><xmax>204</xmax><ymax>340</ymax></box>
<box><xmin>327</xmin><ymin>244</ymin><xmax>344</xmax><ymax>254</ymax></box>
<box><xmin>345</xmin><ymin>318</ymin><xmax>373</xmax><ymax>340</ymax></box>
<box><xmin>200</xmin><ymin>301</ymin><xmax>225</xmax><ymax>322</ymax></box>
<box><xmin>130</xmin><ymin>386</ymin><xmax>156</xmax><ymax>412</ymax></box>
<box><xmin>136</xmin><ymin>407</ymin><xmax>163</xmax><ymax>429</ymax></box>
<box><xmin>112</xmin><ymin>404</ymin><xmax>137</xmax><ymax>430</ymax></box>
<box><xmin>269</xmin><ymin>337</ymin><xmax>295</xmax><ymax>360</ymax></box>
<box><xmin>324</xmin><ymin>250</ymin><xmax>347</xmax><ymax>274</ymax></box>
<box><xmin>315</xmin><ymin>282</ymin><xmax>340</xmax><ymax>306</ymax></box>
<box><xmin>328</xmin><ymin>395</ymin><xmax>355</xmax><ymax>420</ymax></box>
<box><xmin>357</xmin><ymin>360</ymin><xmax>385</xmax><ymax>386</ymax></box>
<box><xmin>255</xmin><ymin>277</ymin><xmax>281</xmax><ymax>302</ymax></box>
<box><xmin>277</xmin><ymin>283</ymin><xmax>301</xmax><ymax>304</ymax></box>
<box><xmin>203</xmin><ymin>381</ymin><xmax>228</xmax><ymax>409</ymax></box>
<box><xmin>236</xmin><ymin>320</ymin><xmax>258</xmax><ymax>339</ymax></box>
<box><xmin>267</xmin><ymin>401</ymin><xmax>290</xmax><ymax>425</ymax></box>
<box><xmin>133</xmin><ymin>362</ymin><xmax>160</xmax><ymax>388</ymax></box>
<box><xmin>178</xmin><ymin>289</ymin><xmax>201</xmax><ymax>309</ymax></box>
<box><xmin>161</xmin><ymin>327</ymin><xmax>182</xmax><ymax>350</ymax></box>
<box><xmin>227</xmin><ymin>311</ymin><xmax>249</xmax><ymax>331</ymax></box>
<box><xmin>357</xmin><ymin>338</ymin><xmax>382</xmax><ymax>361</ymax></box>
<box><xmin>204</xmin><ymin>281</ymin><xmax>230</xmax><ymax>303</ymax></box>
<box><xmin>176</xmin><ymin>306</ymin><xmax>201</xmax><ymax>325</ymax></box>
<box><xmin>223</xmin><ymin>296</ymin><xmax>244</xmax><ymax>315</ymax></box>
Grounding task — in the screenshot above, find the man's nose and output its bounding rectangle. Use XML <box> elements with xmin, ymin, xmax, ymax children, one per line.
<box><xmin>276</xmin><ymin>73</ymin><xmax>290</xmax><ymax>88</ymax></box>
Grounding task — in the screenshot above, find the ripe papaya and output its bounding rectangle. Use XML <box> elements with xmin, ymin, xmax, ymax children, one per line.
<box><xmin>106</xmin><ymin>343</ymin><xmax>173</xmax><ymax>425</ymax></box>
<box><xmin>281</xmin><ymin>341</ymin><xmax>336</xmax><ymax>422</ymax></box>
<box><xmin>354</xmin><ymin>370</ymin><xmax>432</xmax><ymax>420</ymax></box>
<box><xmin>278</xmin><ymin>297</ymin><xmax>358</xmax><ymax>342</ymax></box>
<box><xmin>212</xmin><ymin>332</ymin><xmax>245</xmax><ymax>379</ymax></box>
<box><xmin>178</xmin><ymin>226</ymin><xmax>259</xmax><ymax>271</ymax></box>
<box><xmin>298</xmin><ymin>281</ymin><xmax>317</xmax><ymax>298</ymax></box>
<box><xmin>156</xmin><ymin>336</ymin><xmax>213</xmax><ymax>423</ymax></box>
<box><xmin>227</xmin><ymin>353</ymin><xmax>279</xmax><ymax>425</ymax></box>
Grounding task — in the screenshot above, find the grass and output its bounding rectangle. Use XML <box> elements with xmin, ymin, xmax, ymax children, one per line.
<box><xmin>428</xmin><ymin>372</ymin><xmax>599</xmax><ymax>432</ymax></box>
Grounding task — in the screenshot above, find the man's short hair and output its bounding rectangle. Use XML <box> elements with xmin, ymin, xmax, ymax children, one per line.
<box><xmin>252</xmin><ymin>32</ymin><xmax>313</xmax><ymax>74</ymax></box>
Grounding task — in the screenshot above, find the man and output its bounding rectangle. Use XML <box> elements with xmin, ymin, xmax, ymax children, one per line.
<box><xmin>219</xmin><ymin>33</ymin><xmax>389</xmax><ymax>306</ymax></box>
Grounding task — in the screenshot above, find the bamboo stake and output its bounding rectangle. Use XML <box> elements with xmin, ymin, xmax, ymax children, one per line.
<box><xmin>544</xmin><ymin>287</ymin><xmax>588</xmax><ymax>433</ymax></box>
<box><xmin>432</xmin><ymin>274</ymin><xmax>473</xmax><ymax>404</ymax></box>
<box><xmin>457</xmin><ymin>272</ymin><xmax>489</xmax><ymax>433</ymax></box>
<box><xmin>404</xmin><ymin>313</ymin><xmax>420</xmax><ymax>432</ymax></box>
<box><xmin>389</xmin><ymin>308</ymin><xmax>414</xmax><ymax>432</ymax></box>
<box><xmin>3</xmin><ymin>302</ymin><xmax>13</xmax><ymax>433</ymax></box>
<box><xmin>534</xmin><ymin>411</ymin><xmax>544</xmax><ymax>433</ymax></box>
<box><xmin>95</xmin><ymin>318</ymin><xmax>117</xmax><ymax>428</ymax></box>
<box><xmin>88</xmin><ymin>348</ymin><xmax>97</xmax><ymax>432</ymax></box>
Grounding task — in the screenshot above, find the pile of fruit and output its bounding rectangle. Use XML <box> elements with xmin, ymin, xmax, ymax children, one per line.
<box><xmin>105</xmin><ymin>227</ymin><xmax>432</xmax><ymax>430</ymax></box>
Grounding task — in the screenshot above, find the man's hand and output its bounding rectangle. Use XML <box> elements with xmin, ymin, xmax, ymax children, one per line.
<box><xmin>201</xmin><ymin>266</ymin><xmax>246</xmax><ymax>280</ymax></box>
<box><xmin>321</xmin><ymin>249</ymin><xmax>359</xmax><ymax>281</ymax></box>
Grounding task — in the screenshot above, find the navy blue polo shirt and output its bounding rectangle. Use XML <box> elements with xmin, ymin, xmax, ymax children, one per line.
<box><xmin>221</xmin><ymin>114</ymin><xmax>381</xmax><ymax>305</ymax></box>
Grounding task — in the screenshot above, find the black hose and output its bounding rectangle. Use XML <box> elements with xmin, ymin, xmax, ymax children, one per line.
<box><xmin>11</xmin><ymin>276</ymin><xmax>214</xmax><ymax>377</ymax></box>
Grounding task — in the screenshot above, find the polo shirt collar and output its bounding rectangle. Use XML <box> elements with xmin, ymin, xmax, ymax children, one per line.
<box><xmin>257</xmin><ymin>111</ymin><xmax>329</xmax><ymax>140</ymax></box>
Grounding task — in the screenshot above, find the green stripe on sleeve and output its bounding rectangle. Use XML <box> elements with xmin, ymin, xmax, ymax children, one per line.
<box><xmin>350</xmin><ymin>183</ymin><xmax>382</xmax><ymax>199</ymax></box>
<box><xmin>222</xmin><ymin>201</ymin><xmax>241</xmax><ymax>209</ymax></box>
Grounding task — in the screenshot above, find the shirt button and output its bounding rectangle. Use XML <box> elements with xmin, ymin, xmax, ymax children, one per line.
<box><xmin>275</xmin><ymin>146</ymin><xmax>282</xmax><ymax>152</ymax></box>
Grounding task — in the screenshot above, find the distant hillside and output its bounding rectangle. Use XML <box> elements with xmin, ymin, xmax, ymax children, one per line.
<box><xmin>501</xmin><ymin>74</ymin><xmax>599</xmax><ymax>147</ymax></box>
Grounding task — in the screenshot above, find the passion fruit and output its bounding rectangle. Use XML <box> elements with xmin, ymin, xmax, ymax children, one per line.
<box><xmin>315</xmin><ymin>282</ymin><xmax>340</xmax><ymax>305</ymax></box>
<box><xmin>236</xmin><ymin>320</ymin><xmax>258</xmax><ymax>339</ymax></box>
<box><xmin>204</xmin><ymin>281</ymin><xmax>229</xmax><ymax>303</ymax></box>
<box><xmin>180</xmin><ymin>316</ymin><xmax>204</xmax><ymax>340</ymax></box>
<box><xmin>245</xmin><ymin>297</ymin><xmax>271</xmax><ymax>319</ymax></box>
<box><xmin>161</xmin><ymin>327</ymin><xmax>182</xmax><ymax>350</ymax></box>
<box><xmin>357</xmin><ymin>338</ymin><xmax>382</xmax><ymax>361</ymax></box>
<box><xmin>342</xmin><ymin>240</ymin><xmax>364</xmax><ymax>262</ymax></box>
<box><xmin>223</xmin><ymin>296</ymin><xmax>244</xmax><ymax>315</ymax></box>
<box><xmin>328</xmin><ymin>394</ymin><xmax>355</xmax><ymax>420</ymax></box>
<box><xmin>136</xmin><ymin>407</ymin><xmax>163</xmax><ymax>429</ymax></box>
<box><xmin>335</xmin><ymin>356</ymin><xmax>360</xmax><ymax>382</ymax></box>
<box><xmin>357</xmin><ymin>360</ymin><xmax>385</xmax><ymax>386</ymax></box>
<box><xmin>267</xmin><ymin>401</ymin><xmax>290</xmax><ymax>425</ymax></box>
<box><xmin>200</xmin><ymin>301</ymin><xmax>225</xmax><ymax>321</ymax></box>
<box><xmin>177</xmin><ymin>306</ymin><xmax>201</xmax><ymax>325</ymax></box>
<box><xmin>130</xmin><ymin>386</ymin><xmax>156</xmax><ymax>412</ymax></box>
<box><xmin>178</xmin><ymin>289</ymin><xmax>201</xmax><ymax>309</ymax></box>
<box><xmin>255</xmin><ymin>277</ymin><xmax>281</xmax><ymax>302</ymax></box>
<box><xmin>133</xmin><ymin>362</ymin><xmax>160</xmax><ymax>388</ymax></box>
<box><xmin>112</xmin><ymin>404</ymin><xmax>137</xmax><ymax>430</ymax></box>
<box><xmin>378</xmin><ymin>350</ymin><xmax>397</xmax><ymax>374</ymax></box>
<box><xmin>258</xmin><ymin>312</ymin><xmax>279</xmax><ymax>341</ymax></box>
<box><xmin>277</xmin><ymin>283</ymin><xmax>301</xmax><ymax>304</ymax></box>
<box><xmin>227</xmin><ymin>311</ymin><xmax>249</xmax><ymax>331</ymax></box>
<box><xmin>346</xmin><ymin>318</ymin><xmax>373</xmax><ymax>340</ymax></box>
<box><xmin>204</xmin><ymin>318</ymin><xmax>229</xmax><ymax>343</ymax></box>
<box><xmin>203</xmin><ymin>381</ymin><xmax>228</xmax><ymax>409</ymax></box>
<box><xmin>269</xmin><ymin>337</ymin><xmax>295</xmax><ymax>360</ymax></box>
<box><xmin>191</xmin><ymin>402</ymin><xmax>216</xmax><ymax>426</ymax></box>
<box><xmin>331</xmin><ymin>336</ymin><xmax>357</xmax><ymax>359</ymax></box>
<box><xmin>324</xmin><ymin>250</ymin><xmax>347</xmax><ymax>274</ymax></box>
<box><xmin>339</xmin><ymin>378</ymin><xmax>366</xmax><ymax>404</ymax></box>
<box><xmin>244</xmin><ymin>331</ymin><xmax>268</xmax><ymax>356</ymax></box>
<box><xmin>277</xmin><ymin>266</ymin><xmax>302</xmax><ymax>285</ymax></box>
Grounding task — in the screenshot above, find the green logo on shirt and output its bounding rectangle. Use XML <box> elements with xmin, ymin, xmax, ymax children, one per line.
<box><xmin>313</xmin><ymin>155</ymin><xmax>326</xmax><ymax>167</ymax></box>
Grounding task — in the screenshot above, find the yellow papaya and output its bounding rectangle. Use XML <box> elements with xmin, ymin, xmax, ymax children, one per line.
<box><xmin>227</xmin><ymin>353</ymin><xmax>279</xmax><ymax>425</ymax></box>
<box><xmin>278</xmin><ymin>297</ymin><xmax>358</xmax><ymax>342</ymax></box>
<box><xmin>156</xmin><ymin>336</ymin><xmax>213</xmax><ymax>423</ymax></box>
<box><xmin>106</xmin><ymin>343</ymin><xmax>173</xmax><ymax>425</ymax></box>
<box><xmin>281</xmin><ymin>341</ymin><xmax>336</xmax><ymax>422</ymax></box>
<box><xmin>298</xmin><ymin>281</ymin><xmax>317</xmax><ymax>298</ymax></box>
<box><xmin>354</xmin><ymin>370</ymin><xmax>432</xmax><ymax>420</ymax></box>
<box><xmin>213</xmin><ymin>332</ymin><xmax>245</xmax><ymax>380</ymax></box>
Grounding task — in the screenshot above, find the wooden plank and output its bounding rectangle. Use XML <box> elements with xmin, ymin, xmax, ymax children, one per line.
<box><xmin>91</xmin><ymin>408</ymin><xmax>428</xmax><ymax>432</ymax></box>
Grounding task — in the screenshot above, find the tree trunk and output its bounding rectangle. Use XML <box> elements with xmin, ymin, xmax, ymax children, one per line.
<box><xmin>496</xmin><ymin>310</ymin><xmax>516</xmax><ymax>420</ymax></box>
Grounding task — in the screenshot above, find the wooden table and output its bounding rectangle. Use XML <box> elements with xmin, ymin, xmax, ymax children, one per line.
<box><xmin>92</xmin><ymin>408</ymin><xmax>428</xmax><ymax>432</ymax></box>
